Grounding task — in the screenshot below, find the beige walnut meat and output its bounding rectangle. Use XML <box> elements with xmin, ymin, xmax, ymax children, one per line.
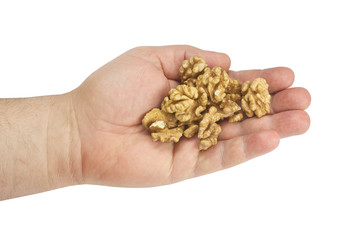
<box><xmin>198</xmin><ymin>107</ymin><xmax>222</xmax><ymax>150</ymax></box>
<box><xmin>142</xmin><ymin>56</ymin><xmax>271</xmax><ymax>150</ymax></box>
<box><xmin>241</xmin><ymin>78</ymin><xmax>271</xmax><ymax>118</ymax></box>
<box><xmin>179</xmin><ymin>56</ymin><xmax>207</xmax><ymax>83</ymax></box>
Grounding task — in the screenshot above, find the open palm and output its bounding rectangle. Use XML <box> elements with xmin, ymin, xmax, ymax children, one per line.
<box><xmin>71</xmin><ymin>45</ymin><xmax>311</xmax><ymax>187</ymax></box>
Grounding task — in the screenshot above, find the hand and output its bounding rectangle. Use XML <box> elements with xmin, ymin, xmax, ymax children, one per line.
<box><xmin>70</xmin><ymin>45</ymin><xmax>311</xmax><ymax>187</ymax></box>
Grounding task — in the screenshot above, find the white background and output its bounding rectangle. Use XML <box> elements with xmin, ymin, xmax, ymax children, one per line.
<box><xmin>0</xmin><ymin>0</ymin><xmax>348</xmax><ymax>239</ymax></box>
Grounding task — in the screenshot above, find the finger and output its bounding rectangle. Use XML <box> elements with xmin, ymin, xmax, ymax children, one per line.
<box><xmin>219</xmin><ymin>110</ymin><xmax>311</xmax><ymax>140</ymax></box>
<box><xmin>168</xmin><ymin>79</ymin><xmax>179</xmax><ymax>89</ymax></box>
<box><xmin>228</xmin><ymin>67</ymin><xmax>295</xmax><ymax>94</ymax></box>
<box><xmin>193</xmin><ymin>130</ymin><xmax>280</xmax><ymax>177</ymax></box>
<box><xmin>149</xmin><ymin>45</ymin><xmax>231</xmax><ymax>80</ymax></box>
<box><xmin>271</xmin><ymin>87</ymin><xmax>311</xmax><ymax>113</ymax></box>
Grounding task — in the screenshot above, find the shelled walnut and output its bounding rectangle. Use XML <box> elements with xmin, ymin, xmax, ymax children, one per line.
<box><xmin>241</xmin><ymin>78</ymin><xmax>271</xmax><ymax>118</ymax></box>
<box><xmin>142</xmin><ymin>56</ymin><xmax>271</xmax><ymax>150</ymax></box>
<box><xmin>179</xmin><ymin>55</ymin><xmax>207</xmax><ymax>83</ymax></box>
<box><xmin>198</xmin><ymin>107</ymin><xmax>223</xmax><ymax>150</ymax></box>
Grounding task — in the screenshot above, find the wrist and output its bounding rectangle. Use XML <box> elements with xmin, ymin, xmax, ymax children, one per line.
<box><xmin>47</xmin><ymin>93</ymin><xmax>82</xmax><ymax>188</ymax></box>
<box><xmin>0</xmin><ymin>93</ymin><xmax>82</xmax><ymax>200</ymax></box>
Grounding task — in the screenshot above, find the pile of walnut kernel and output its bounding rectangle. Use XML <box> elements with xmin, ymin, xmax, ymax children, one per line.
<box><xmin>142</xmin><ymin>56</ymin><xmax>271</xmax><ymax>150</ymax></box>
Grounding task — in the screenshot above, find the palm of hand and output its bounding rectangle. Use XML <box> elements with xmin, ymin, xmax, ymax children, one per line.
<box><xmin>72</xmin><ymin>46</ymin><xmax>311</xmax><ymax>187</ymax></box>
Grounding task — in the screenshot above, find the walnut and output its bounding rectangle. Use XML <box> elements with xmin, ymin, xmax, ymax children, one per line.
<box><xmin>151</xmin><ymin>127</ymin><xmax>184</xmax><ymax>143</ymax></box>
<box><xmin>228</xmin><ymin>113</ymin><xmax>244</xmax><ymax>122</ymax></box>
<box><xmin>179</xmin><ymin>56</ymin><xmax>207</xmax><ymax>83</ymax></box>
<box><xmin>195</xmin><ymin>67</ymin><xmax>211</xmax><ymax>88</ymax></box>
<box><xmin>142</xmin><ymin>56</ymin><xmax>271</xmax><ymax>150</ymax></box>
<box><xmin>196</xmin><ymin>67</ymin><xmax>240</xmax><ymax>104</ymax></box>
<box><xmin>183</xmin><ymin>124</ymin><xmax>199</xmax><ymax>138</ymax></box>
<box><xmin>218</xmin><ymin>94</ymin><xmax>243</xmax><ymax>122</ymax></box>
<box><xmin>183</xmin><ymin>78</ymin><xmax>196</xmax><ymax>87</ymax></box>
<box><xmin>161</xmin><ymin>85</ymin><xmax>206</xmax><ymax>124</ymax></box>
<box><xmin>161</xmin><ymin>85</ymin><xmax>197</xmax><ymax>113</ymax></box>
<box><xmin>142</xmin><ymin>108</ymin><xmax>182</xmax><ymax>143</ymax></box>
<box><xmin>241</xmin><ymin>78</ymin><xmax>271</xmax><ymax>118</ymax></box>
<box><xmin>196</xmin><ymin>68</ymin><xmax>242</xmax><ymax>121</ymax></box>
<box><xmin>227</xmin><ymin>79</ymin><xmax>242</xmax><ymax>103</ymax></box>
<box><xmin>198</xmin><ymin>107</ymin><xmax>222</xmax><ymax>150</ymax></box>
<box><xmin>207</xmin><ymin>67</ymin><xmax>230</xmax><ymax>103</ymax></box>
<box><xmin>199</xmin><ymin>125</ymin><xmax>221</xmax><ymax>151</ymax></box>
<box><xmin>219</xmin><ymin>94</ymin><xmax>241</xmax><ymax>116</ymax></box>
<box><xmin>142</xmin><ymin>108</ymin><xmax>177</xmax><ymax>130</ymax></box>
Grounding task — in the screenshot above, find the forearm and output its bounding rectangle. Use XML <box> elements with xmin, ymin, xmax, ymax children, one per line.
<box><xmin>0</xmin><ymin>94</ymin><xmax>82</xmax><ymax>200</ymax></box>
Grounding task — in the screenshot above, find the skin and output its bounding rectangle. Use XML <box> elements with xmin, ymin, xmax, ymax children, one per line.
<box><xmin>0</xmin><ymin>45</ymin><xmax>311</xmax><ymax>200</ymax></box>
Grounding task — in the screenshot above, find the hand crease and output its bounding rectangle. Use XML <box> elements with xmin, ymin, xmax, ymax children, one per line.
<box><xmin>167</xmin><ymin>144</ymin><xmax>175</xmax><ymax>184</ymax></box>
<box><xmin>219</xmin><ymin>141</ymin><xmax>225</xmax><ymax>170</ymax></box>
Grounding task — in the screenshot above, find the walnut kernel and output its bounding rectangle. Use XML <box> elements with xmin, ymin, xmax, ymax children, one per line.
<box><xmin>179</xmin><ymin>56</ymin><xmax>207</xmax><ymax>83</ymax></box>
<box><xmin>151</xmin><ymin>127</ymin><xmax>184</xmax><ymax>143</ymax></box>
<box><xmin>241</xmin><ymin>78</ymin><xmax>271</xmax><ymax>118</ymax></box>
<box><xmin>198</xmin><ymin>107</ymin><xmax>223</xmax><ymax>150</ymax></box>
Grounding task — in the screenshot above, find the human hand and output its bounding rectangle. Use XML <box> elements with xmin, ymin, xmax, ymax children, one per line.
<box><xmin>70</xmin><ymin>45</ymin><xmax>311</xmax><ymax>187</ymax></box>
